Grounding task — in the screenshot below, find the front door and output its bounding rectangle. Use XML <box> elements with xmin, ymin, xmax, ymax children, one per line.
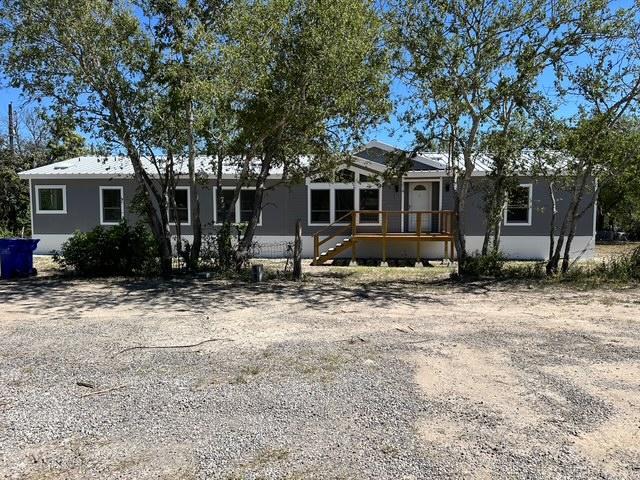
<box><xmin>408</xmin><ymin>183</ymin><xmax>432</xmax><ymax>232</ymax></box>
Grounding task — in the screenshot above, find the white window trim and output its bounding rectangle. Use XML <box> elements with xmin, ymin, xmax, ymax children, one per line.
<box><xmin>213</xmin><ymin>187</ymin><xmax>262</xmax><ymax>226</ymax></box>
<box><xmin>307</xmin><ymin>181</ymin><xmax>382</xmax><ymax>226</ymax></box>
<box><xmin>168</xmin><ymin>186</ymin><xmax>191</xmax><ymax>226</ymax></box>
<box><xmin>504</xmin><ymin>183</ymin><xmax>533</xmax><ymax>226</ymax></box>
<box><xmin>99</xmin><ymin>186</ymin><xmax>124</xmax><ymax>225</ymax></box>
<box><xmin>35</xmin><ymin>184</ymin><xmax>67</xmax><ymax>214</ymax></box>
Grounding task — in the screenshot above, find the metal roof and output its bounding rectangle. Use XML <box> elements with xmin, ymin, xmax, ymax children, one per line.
<box><xmin>18</xmin><ymin>141</ymin><xmax>561</xmax><ymax>180</ymax></box>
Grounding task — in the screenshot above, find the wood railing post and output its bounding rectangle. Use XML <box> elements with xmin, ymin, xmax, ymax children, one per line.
<box><xmin>351</xmin><ymin>211</ymin><xmax>357</xmax><ymax>262</ymax></box>
<box><xmin>314</xmin><ymin>233</ymin><xmax>319</xmax><ymax>263</ymax></box>
<box><xmin>382</xmin><ymin>211</ymin><xmax>387</xmax><ymax>263</ymax></box>
<box><xmin>416</xmin><ymin>212</ymin><xmax>422</xmax><ymax>262</ymax></box>
<box><xmin>351</xmin><ymin>211</ymin><xmax>356</xmax><ymax>237</ymax></box>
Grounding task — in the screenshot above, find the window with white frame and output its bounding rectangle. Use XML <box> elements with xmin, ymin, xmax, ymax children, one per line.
<box><xmin>216</xmin><ymin>189</ymin><xmax>235</xmax><ymax>223</ymax></box>
<box><xmin>358</xmin><ymin>187</ymin><xmax>381</xmax><ymax>224</ymax></box>
<box><xmin>168</xmin><ymin>186</ymin><xmax>190</xmax><ymax>225</ymax></box>
<box><xmin>307</xmin><ymin>170</ymin><xmax>381</xmax><ymax>225</ymax></box>
<box><xmin>100</xmin><ymin>186</ymin><xmax>124</xmax><ymax>225</ymax></box>
<box><xmin>310</xmin><ymin>189</ymin><xmax>331</xmax><ymax>223</ymax></box>
<box><xmin>214</xmin><ymin>188</ymin><xmax>262</xmax><ymax>224</ymax></box>
<box><xmin>504</xmin><ymin>184</ymin><xmax>532</xmax><ymax>225</ymax></box>
<box><xmin>36</xmin><ymin>185</ymin><xmax>66</xmax><ymax>214</ymax></box>
<box><xmin>334</xmin><ymin>188</ymin><xmax>354</xmax><ymax>223</ymax></box>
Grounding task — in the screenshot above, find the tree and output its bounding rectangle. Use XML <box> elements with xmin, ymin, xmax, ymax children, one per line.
<box><xmin>0</xmin><ymin>107</ymin><xmax>86</xmax><ymax>234</ymax></box>
<box><xmin>1</xmin><ymin>0</ymin><xmax>239</xmax><ymax>275</ymax></box>
<box><xmin>220</xmin><ymin>0</ymin><xmax>391</xmax><ymax>268</ymax></box>
<box><xmin>391</xmin><ymin>0</ymin><xmax>625</xmax><ymax>273</ymax></box>
<box><xmin>541</xmin><ymin>11</ymin><xmax>640</xmax><ymax>274</ymax></box>
<box><xmin>1</xmin><ymin>0</ymin><xmax>178</xmax><ymax>274</ymax></box>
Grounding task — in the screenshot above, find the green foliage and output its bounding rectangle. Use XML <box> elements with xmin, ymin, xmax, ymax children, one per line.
<box><xmin>0</xmin><ymin>161</ymin><xmax>30</xmax><ymax>235</ymax></box>
<box><xmin>55</xmin><ymin>222</ymin><xmax>159</xmax><ymax>277</ymax></box>
<box><xmin>0</xmin><ymin>227</ymin><xmax>14</xmax><ymax>238</ymax></box>
<box><xmin>498</xmin><ymin>248</ymin><xmax>640</xmax><ymax>286</ymax></box>
<box><xmin>455</xmin><ymin>251</ymin><xmax>506</xmax><ymax>278</ymax></box>
<box><xmin>0</xmin><ymin>107</ymin><xmax>86</xmax><ymax>235</ymax></box>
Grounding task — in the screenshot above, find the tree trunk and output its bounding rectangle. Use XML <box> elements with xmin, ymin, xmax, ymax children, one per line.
<box><xmin>293</xmin><ymin>218</ymin><xmax>302</xmax><ymax>281</ymax></box>
<box><xmin>236</xmin><ymin>154</ymin><xmax>272</xmax><ymax>269</ymax></box>
<box><xmin>187</xmin><ymin>102</ymin><xmax>201</xmax><ymax>272</ymax></box>
<box><xmin>453</xmin><ymin>173</ymin><xmax>472</xmax><ymax>272</ymax></box>
<box><xmin>561</xmin><ymin>175</ymin><xmax>596</xmax><ymax>273</ymax></box>
<box><xmin>546</xmin><ymin>181</ymin><xmax>558</xmax><ymax>275</ymax></box>
<box><xmin>215</xmin><ymin>156</ymin><xmax>233</xmax><ymax>271</ymax></box>
<box><xmin>123</xmin><ymin>144</ymin><xmax>173</xmax><ymax>277</ymax></box>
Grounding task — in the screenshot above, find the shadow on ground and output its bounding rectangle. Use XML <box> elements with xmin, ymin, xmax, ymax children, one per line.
<box><xmin>0</xmin><ymin>274</ymin><xmax>457</xmax><ymax>318</ymax></box>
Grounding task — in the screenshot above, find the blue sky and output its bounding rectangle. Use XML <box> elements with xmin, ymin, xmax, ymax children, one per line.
<box><xmin>0</xmin><ymin>75</ymin><xmax>572</xmax><ymax>151</ymax></box>
<box><xmin>0</xmin><ymin>0</ymin><xmax>633</xmax><ymax>151</ymax></box>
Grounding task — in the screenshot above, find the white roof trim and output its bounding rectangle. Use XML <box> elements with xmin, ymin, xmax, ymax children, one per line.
<box><xmin>348</xmin><ymin>155</ymin><xmax>387</xmax><ymax>172</ymax></box>
<box><xmin>361</xmin><ymin>140</ymin><xmax>398</xmax><ymax>152</ymax></box>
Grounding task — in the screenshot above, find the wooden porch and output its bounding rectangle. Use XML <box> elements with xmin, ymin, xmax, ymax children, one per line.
<box><xmin>312</xmin><ymin>210</ymin><xmax>456</xmax><ymax>266</ymax></box>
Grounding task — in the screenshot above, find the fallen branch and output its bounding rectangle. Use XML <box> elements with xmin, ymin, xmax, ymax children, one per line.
<box><xmin>76</xmin><ymin>381</ymin><xmax>95</xmax><ymax>389</ymax></box>
<box><xmin>80</xmin><ymin>385</ymin><xmax>126</xmax><ymax>398</ymax></box>
<box><xmin>115</xmin><ymin>338</ymin><xmax>232</xmax><ymax>356</ymax></box>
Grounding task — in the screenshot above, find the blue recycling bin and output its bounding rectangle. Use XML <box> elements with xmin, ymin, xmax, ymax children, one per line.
<box><xmin>0</xmin><ymin>239</ymin><xmax>40</xmax><ymax>279</ymax></box>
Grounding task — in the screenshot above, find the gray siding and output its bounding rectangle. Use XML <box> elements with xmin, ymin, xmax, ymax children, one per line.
<box><xmin>30</xmin><ymin>175</ymin><xmax>595</xmax><ymax>239</ymax></box>
<box><xmin>30</xmin><ymin>179</ymin><xmax>402</xmax><ymax>237</ymax></box>
<box><xmin>440</xmin><ymin>177</ymin><xmax>595</xmax><ymax>237</ymax></box>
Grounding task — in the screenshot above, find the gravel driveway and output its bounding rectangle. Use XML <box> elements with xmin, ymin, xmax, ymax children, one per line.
<box><xmin>1</xmin><ymin>273</ymin><xmax>639</xmax><ymax>479</ymax></box>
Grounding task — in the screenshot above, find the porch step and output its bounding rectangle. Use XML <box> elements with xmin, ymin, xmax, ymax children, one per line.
<box><xmin>312</xmin><ymin>237</ymin><xmax>355</xmax><ymax>265</ymax></box>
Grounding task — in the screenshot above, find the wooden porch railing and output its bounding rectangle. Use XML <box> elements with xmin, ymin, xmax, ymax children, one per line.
<box><xmin>313</xmin><ymin>210</ymin><xmax>455</xmax><ymax>264</ymax></box>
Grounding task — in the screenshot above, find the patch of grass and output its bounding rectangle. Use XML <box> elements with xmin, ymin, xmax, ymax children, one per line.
<box><xmin>306</xmin><ymin>263</ymin><xmax>453</xmax><ymax>286</ymax></box>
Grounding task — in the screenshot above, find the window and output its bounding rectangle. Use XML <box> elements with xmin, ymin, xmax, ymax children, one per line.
<box><xmin>310</xmin><ymin>189</ymin><xmax>331</xmax><ymax>223</ymax></box>
<box><xmin>334</xmin><ymin>189</ymin><xmax>354</xmax><ymax>223</ymax></box>
<box><xmin>358</xmin><ymin>188</ymin><xmax>380</xmax><ymax>224</ymax></box>
<box><xmin>359</xmin><ymin>173</ymin><xmax>374</xmax><ymax>183</ymax></box>
<box><xmin>216</xmin><ymin>189</ymin><xmax>236</xmax><ymax>223</ymax></box>
<box><xmin>214</xmin><ymin>188</ymin><xmax>262</xmax><ymax>224</ymax></box>
<box><xmin>100</xmin><ymin>186</ymin><xmax>123</xmax><ymax>225</ymax></box>
<box><xmin>36</xmin><ymin>185</ymin><xmax>66</xmax><ymax>214</ymax></box>
<box><xmin>308</xmin><ymin>183</ymin><xmax>382</xmax><ymax>225</ymax></box>
<box><xmin>505</xmin><ymin>184</ymin><xmax>532</xmax><ymax>225</ymax></box>
<box><xmin>335</xmin><ymin>169</ymin><xmax>355</xmax><ymax>183</ymax></box>
<box><xmin>239</xmin><ymin>190</ymin><xmax>256</xmax><ymax>222</ymax></box>
<box><xmin>168</xmin><ymin>187</ymin><xmax>190</xmax><ymax>225</ymax></box>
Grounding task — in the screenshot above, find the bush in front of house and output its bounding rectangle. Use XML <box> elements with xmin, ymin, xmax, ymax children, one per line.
<box><xmin>457</xmin><ymin>250</ymin><xmax>506</xmax><ymax>278</ymax></box>
<box><xmin>55</xmin><ymin>221</ymin><xmax>158</xmax><ymax>276</ymax></box>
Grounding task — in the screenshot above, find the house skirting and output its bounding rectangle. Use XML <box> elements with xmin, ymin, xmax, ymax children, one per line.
<box><xmin>32</xmin><ymin>233</ymin><xmax>595</xmax><ymax>261</ymax></box>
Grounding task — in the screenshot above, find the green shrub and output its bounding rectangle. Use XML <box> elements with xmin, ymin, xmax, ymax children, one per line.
<box><xmin>55</xmin><ymin>221</ymin><xmax>159</xmax><ymax>276</ymax></box>
<box><xmin>604</xmin><ymin>246</ymin><xmax>640</xmax><ymax>280</ymax></box>
<box><xmin>457</xmin><ymin>251</ymin><xmax>505</xmax><ymax>278</ymax></box>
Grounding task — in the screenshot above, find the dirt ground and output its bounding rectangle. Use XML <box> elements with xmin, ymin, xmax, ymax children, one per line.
<box><xmin>1</xmin><ymin>253</ymin><xmax>640</xmax><ymax>478</ymax></box>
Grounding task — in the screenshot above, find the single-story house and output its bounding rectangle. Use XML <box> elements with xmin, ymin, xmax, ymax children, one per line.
<box><xmin>18</xmin><ymin>141</ymin><xmax>597</xmax><ymax>262</ymax></box>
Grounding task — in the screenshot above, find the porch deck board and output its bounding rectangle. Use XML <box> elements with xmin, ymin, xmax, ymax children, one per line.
<box><xmin>353</xmin><ymin>233</ymin><xmax>453</xmax><ymax>241</ymax></box>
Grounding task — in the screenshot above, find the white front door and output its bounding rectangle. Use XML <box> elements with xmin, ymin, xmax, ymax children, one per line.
<box><xmin>408</xmin><ymin>183</ymin><xmax>432</xmax><ymax>232</ymax></box>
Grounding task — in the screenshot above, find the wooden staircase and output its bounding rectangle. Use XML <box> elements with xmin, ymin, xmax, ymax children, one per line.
<box><xmin>311</xmin><ymin>210</ymin><xmax>455</xmax><ymax>266</ymax></box>
<box><xmin>314</xmin><ymin>237</ymin><xmax>354</xmax><ymax>265</ymax></box>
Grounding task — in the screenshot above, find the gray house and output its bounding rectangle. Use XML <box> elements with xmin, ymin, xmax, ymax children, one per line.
<box><xmin>18</xmin><ymin>141</ymin><xmax>597</xmax><ymax>262</ymax></box>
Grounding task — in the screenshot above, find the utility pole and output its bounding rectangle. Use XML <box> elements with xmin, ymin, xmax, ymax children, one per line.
<box><xmin>8</xmin><ymin>103</ymin><xmax>15</xmax><ymax>153</ymax></box>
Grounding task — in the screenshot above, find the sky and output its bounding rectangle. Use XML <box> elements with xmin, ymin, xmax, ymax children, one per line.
<box><xmin>0</xmin><ymin>0</ymin><xmax>633</xmax><ymax>152</ymax></box>
<box><xmin>0</xmin><ymin>74</ymin><xmax>573</xmax><ymax>152</ymax></box>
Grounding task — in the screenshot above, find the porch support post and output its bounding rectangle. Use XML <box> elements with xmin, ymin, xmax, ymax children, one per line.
<box><xmin>351</xmin><ymin>211</ymin><xmax>357</xmax><ymax>264</ymax></box>
<box><xmin>314</xmin><ymin>234</ymin><xmax>319</xmax><ymax>265</ymax></box>
<box><xmin>416</xmin><ymin>212</ymin><xmax>422</xmax><ymax>263</ymax></box>
<box><xmin>382</xmin><ymin>211</ymin><xmax>387</xmax><ymax>263</ymax></box>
